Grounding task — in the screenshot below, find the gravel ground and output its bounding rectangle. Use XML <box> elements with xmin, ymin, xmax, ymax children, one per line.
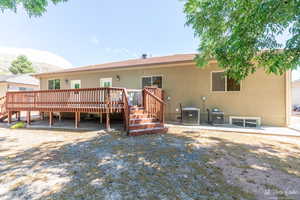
<box><xmin>1</xmin><ymin>127</ymin><xmax>300</xmax><ymax>200</ymax></box>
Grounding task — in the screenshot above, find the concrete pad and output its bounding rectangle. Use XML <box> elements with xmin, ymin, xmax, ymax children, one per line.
<box><xmin>166</xmin><ymin>123</ymin><xmax>300</xmax><ymax>137</ymax></box>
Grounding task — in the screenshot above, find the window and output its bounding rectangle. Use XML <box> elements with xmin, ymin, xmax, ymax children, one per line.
<box><xmin>142</xmin><ymin>77</ymin><xmax>152</xmax><ymax>88</ymax></box>
<box><xmin>230</xmin><ymin>116</ymin><xmax>261</xmax><ymax>127</ymax></box>
<box><xmin>211</xmin><ymin>72</ymin><xmax>240</xmax><ymax>92</ymax></box>
<box><xmin>19</xmin><ymin>87</ymin><xmax>27</xmax><ymax>91</ymax></box>
<box><xmin>48</xmin><ymin>79</ymin><xmax>60</xmax><ymax>90</ymax></box>
<box><xmin>212</xmin><ymin>72</ymin><xmax>225</xmax><ymax>91</ymax></box>
<box><xmin>100</xmin><ymin>78</ymin><xmax>112</xmax><ymax>87</ymax></box>
<box><xmin>227</xmin><ymin>77</ymin><xmax>240</xmax><ymax>91</ymax></box>
<box><xmin>70</xmin><ymin>80</ymin><xmax>81</xmax><ymax>89</ymax></box>
<box><xmin>142</xmin><ymin>76</ymin><xmax>162</xmax><ymax>88</ymax></box>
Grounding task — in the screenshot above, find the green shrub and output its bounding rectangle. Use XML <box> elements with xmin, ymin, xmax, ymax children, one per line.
<box><xmin>10</xmin><ymin>122</ymin><xmax>26</xmax><ymax>129</ymax></box>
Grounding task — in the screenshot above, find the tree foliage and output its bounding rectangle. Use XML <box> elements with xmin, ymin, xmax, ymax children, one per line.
<box><xmin>184</xmin><ymin>0</ymin><xmax>300</xmax><ymax>80</ymax></box>
<box><xmin>9</xmin><ymin>55</ymin><xmax>36</xmax><ymax>74</ymax></box>
<box><xmin>0</xmin><ymin>0</ymin><xmax>68</xmax><ymax>16</ymax></box>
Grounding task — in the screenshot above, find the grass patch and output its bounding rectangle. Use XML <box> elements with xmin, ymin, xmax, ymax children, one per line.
<box><xmin>10</xmin><ymin>122</ymin><xmax>26</xmax><ymax>129</ymax></box>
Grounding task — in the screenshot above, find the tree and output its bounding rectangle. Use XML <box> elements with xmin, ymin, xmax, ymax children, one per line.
<box><xmin>0</xmin><ymin>0</ymin><xmax>68</xmax><ymax>17</ymax></box>
<box><xmin>184</xmin><ymin>0</ymin><xmax>300</xmax><ymax>80</ymax></box>
<box><xmin>9</xmin><ymin>55</ymin><xmax>36</xmax><ymax>74</ymax></box>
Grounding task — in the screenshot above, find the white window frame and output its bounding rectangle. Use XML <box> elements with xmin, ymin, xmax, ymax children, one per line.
<box><xmin>229</xmin><ymin>116</ymin><xmax>261</xmax><ymax>127</ymax></box>
<box><xmin>211</xmin><ymin>71</ymin><xmax>241</xmax><ymax>92</ymax></box>
<box><xmin>70</xmin><ymin>80</ymin><xmax>81</xmax><ymax>89</ymax></box>
<box><xmin>141</xmin><ymin>75</ymin><xmax>163</xmax><ymax>89</ymax></box>
<box><xmin>100</xmin><ymin>78</ymin><xmax>112</xmax><ymax>87</ymax></box>
<box><xmin>47</xmin><ymin>79</ymin><xmax>61</xmax><ymax>90</ymax></box>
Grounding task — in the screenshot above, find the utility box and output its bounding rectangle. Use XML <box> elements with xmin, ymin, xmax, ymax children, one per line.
<box><xmin>182</xmin><ymin>107</ymin><xmax>200</xmax><ymax>125</ymax></box>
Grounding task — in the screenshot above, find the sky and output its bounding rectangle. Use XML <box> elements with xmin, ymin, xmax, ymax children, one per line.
<box><xmin>0</xmin><ymin>0</ymin><xmax>298</xmax><ymax>80</ymax></box>
<box><xmin>0</xmin><ymin>0</ymin><xmax>198</xmax><ymax>67</ymax></box>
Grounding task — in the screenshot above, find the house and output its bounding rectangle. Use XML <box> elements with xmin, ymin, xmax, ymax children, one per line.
<box><xmin>292</xmin><ymin>79</ymin><xmax>300</xmax><ymax>108</ymax></box>
<box><xmin>2</xmin><ymin>54</ymin><xmax>291</xmax><ymax>134</ymax></box>
<box><xmin>0</xmin><ymin>74</ymin><xmax>39</xmax><ymax>97</ymax></box>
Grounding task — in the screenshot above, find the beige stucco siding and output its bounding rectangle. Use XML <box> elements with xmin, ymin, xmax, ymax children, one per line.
<box><xmin>39</xmin><ymin>63</ymin><xmax>288</xmax><ymax>126</ymax></box>
<box><xmin>0</xmin><ymin>83</ymin><xmax>8</xmax><ymax>97</ymax></box>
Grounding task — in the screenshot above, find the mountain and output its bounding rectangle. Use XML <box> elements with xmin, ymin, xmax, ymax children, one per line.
<box><xmin>0</xmin><ymin>47</ymin><xmax>72</xmax><ymax>74</ymax></box>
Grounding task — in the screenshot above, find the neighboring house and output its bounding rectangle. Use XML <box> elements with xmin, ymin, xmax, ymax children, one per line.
<box><xmin>292</xmin><ymin>79</ymin><xmax>300</xmax><ymax>107</ymax></box>
<box><xmin>33</xmin><ymin>54</ymin><xmax>291</xmax><ymax>127</ymax></box>
<box><xmin>0</xmin><ymin>74</ymin><xmax>39</xmax><ymax>97</ymax></box>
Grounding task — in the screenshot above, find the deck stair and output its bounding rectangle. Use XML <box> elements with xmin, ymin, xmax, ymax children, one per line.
<box><xmin>0</xmin><ymin>96</ymin><xmax>19</xmax><ymax>122</ymax></box>
<box><xmin>128</xmin><ymin>106</ymin><xmax>167</xmax><ymax>136</ymax></box>
<box><xmin>0</xmin><ymin>111</ymin><xmax>18</xmax><ymax>122</ymax></box>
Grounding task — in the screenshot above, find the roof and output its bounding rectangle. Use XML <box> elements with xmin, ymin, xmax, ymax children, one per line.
<box><xmin>34</xmin><ymin>53</ymin><xmax>196</xmax><ymax>77</ymax></box>
<box><xmin>0</xmin><ymin>74</ymin><xmax>39</xmax><ymax>85</ymax></box>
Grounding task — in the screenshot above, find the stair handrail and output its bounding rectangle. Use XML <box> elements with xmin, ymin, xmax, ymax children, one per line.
<box><xmin>122</xmin><ymin>88</ymin><xmax>130</xmax><ymax>132</ymax></box>
<box><xmin>143</xmin><ymin>88</ymin><xmax>166</xmax><ymax>124</ymax></box>
<box><xmin>144</xmin><ymin>89</ymin><xmax>166</xmax><ymax>104</ymax></box>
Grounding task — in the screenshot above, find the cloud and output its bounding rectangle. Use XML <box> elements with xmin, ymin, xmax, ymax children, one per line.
<box><xmin>103</xmin><ymin>47</ymin><xmax>139</xmax><ymax>59</ymax></box>
<box><xmin>89</xmin><ymin>38</ymin><xmax>140</xmax><ymax>61</ymax></box>
<box><xmin>90</xmin><ymin>36</ymin><xmax>100</xmax><ymax>45</ymax></box>
<box><xmin>0</xmin><ymin>47</ymin><xmax>72</xmax><ymax>68</ymax></box>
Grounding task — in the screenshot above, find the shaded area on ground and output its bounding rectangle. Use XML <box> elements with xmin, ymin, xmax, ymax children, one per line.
<box><xmin>0</xmin><ymin>128</ymin><xmax>300</xmax><ymax>199</ymax></box>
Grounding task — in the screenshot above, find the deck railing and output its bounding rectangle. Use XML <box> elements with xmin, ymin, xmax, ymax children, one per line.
<box><xmin>5</xmin><ymin>87</ymin><xmax>126</xmax><ymax>113</ymax></box>
<box><xmin>143</xmin><ymin>87</ymin><xmax>165</xmax><ymax>124</ymax></box>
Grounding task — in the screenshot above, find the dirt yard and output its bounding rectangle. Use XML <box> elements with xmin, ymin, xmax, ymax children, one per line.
<box><xmin>1</xmin><ymin>127</ymin><xmax>300</xmax><ymax>200</ymax></box>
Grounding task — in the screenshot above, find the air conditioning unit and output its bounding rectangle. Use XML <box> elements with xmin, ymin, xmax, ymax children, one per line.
<box><xmin>182</xmin><ymin>108</ymin><xmax>200</xmax><ymax>125</ymax></box>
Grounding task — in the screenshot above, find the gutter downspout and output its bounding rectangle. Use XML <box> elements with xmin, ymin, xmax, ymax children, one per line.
<box><xmin>285</xmin><ymin>70</ymin><xmax>292</xmax><ymax>127</ymax></box>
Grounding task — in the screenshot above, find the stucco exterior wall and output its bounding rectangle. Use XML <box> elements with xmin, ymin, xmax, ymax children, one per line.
<box><xmin>38</xmin><ymin>63</ymin><xmax>288</xmax><ymax>126</ymax></box>
<box><xmin>0</xmin><ymin>83</ymin><xmax>8</xmax><ymax>97</ymax></box>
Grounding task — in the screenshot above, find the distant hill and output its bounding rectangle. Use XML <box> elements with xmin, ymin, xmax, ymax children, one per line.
<box><xmin>0</xmin><ymin>47</ymin><xmax>72</xmax><ymax>74</ymax></box>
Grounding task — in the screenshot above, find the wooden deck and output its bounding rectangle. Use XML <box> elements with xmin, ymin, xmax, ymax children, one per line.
<box><xmin>1</xmin><ymin>87</ymin><xmax>166</xmax><ymax>135</ymax></box>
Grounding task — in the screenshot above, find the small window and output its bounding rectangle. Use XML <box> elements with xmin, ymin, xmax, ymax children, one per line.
<box><xmin>70</xmin><ymin>80</ymin><xmax>81</xmax><ymax>89</ymax></box>
<box><xmin>227</xmin><ymin>77</ymin><xmax>240</xmax><ymax>91</ymax></box>
<box><xmin>48</xmin><ymin>79</ymin><xmax>60</xmax><ymax>90</ymax></box>
<box><xmin>142</xmin><ymin>77</ymin><xmax>152</xmax><ymax>88</ymax></box>
<box><xmin>212</xmin><ymin>72</ymin><xmax>225</xmax><ymax>91</ymax></box>
<box><xmin>211</xmin><ymin>72</ymin><xmax>240</xmax><ymax>92</ymax></box>
<box><xmin>152</xmin><ymin>76</ymin><xmax>162</xmax><ymax>88</ymax></box>
<box><xmin>230</xmin><ymin>116</ymin><xmax>261</xmax><ymax>127</ymax></box>
<box><xmin>100</xmin><ymin>78</ymin><xmax>112</xmax><ymax>87</ymax></box>
<box><xmin>142</xmin><ymin>76</ymin><xmax>163</xmax><ymax>88</ymax></box>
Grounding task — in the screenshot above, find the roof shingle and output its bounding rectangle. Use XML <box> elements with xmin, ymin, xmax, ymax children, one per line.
<box><xmin>34</xmin><ymin>53</ymin><xmax>196</xmax><ymax>77</ymax></box>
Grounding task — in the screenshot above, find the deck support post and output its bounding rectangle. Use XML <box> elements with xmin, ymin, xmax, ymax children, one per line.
<box><xmin>40</xmin><ymin>112</ymin><xmax>44</xmax><ymax>120</ymax></box>
<box><xmin>106</xmin><ymin>112</ymin><xmax>110</xmax><ymax>131</ymax></box>
<box><xmin>58</xmin><ymin>112</ymin><xmax>62</xmax><ymax>121</ymax></box>
<box><xmin>123</xmin><ymin>110</ymin><xmax>127</xmax><ymax>131</ymax></box>
<box><xmin>7</xmin><ymin>111</ymin><xmax>12</xmax><ymax>124</ymax></box>
<box><xmin>26</xmin><ymin>111</ymin><xmax>31</xmax><ymax>125</ymax></box>
<box><xmin>49</xmin><ymin>112</ymin><xmax>53</xmax><ymax>126</ymax></box>
<box><xmin>99</xmin><ymin>113</ymin><xmax>103</xmax><ymax>128</ymax></box>
<box><xmin>75</xmin><ymin>112</ymin><xmax>79</xmax><ymax>128</ymax></box>
<box><xmin>17</xmin><ymin>111</ymin><xmax>21</xmax><ymax>121</ymax></box>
